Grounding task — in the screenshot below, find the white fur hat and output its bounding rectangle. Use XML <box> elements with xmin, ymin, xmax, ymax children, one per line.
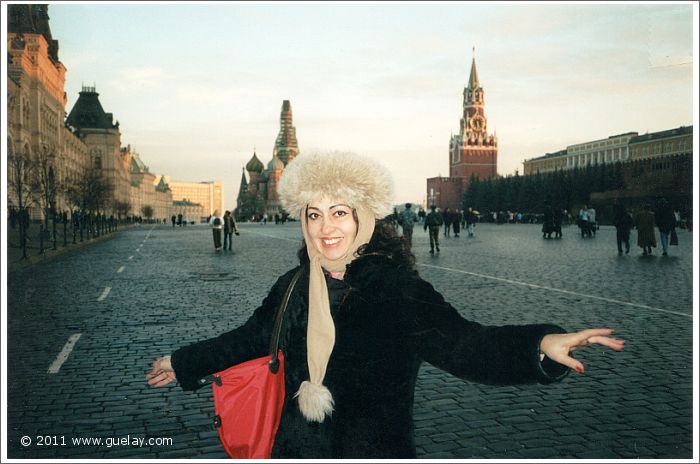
<box><xmin>278</xmin><ymin>151</ymin><xmax>395</xmax><ymax>219</ymax></box>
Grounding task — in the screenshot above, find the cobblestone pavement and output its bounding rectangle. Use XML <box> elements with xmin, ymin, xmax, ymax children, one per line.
<box><xmin>5</xmin><ymin>222</ymin><xmax>696</xmax><ymax>459</ymax></box>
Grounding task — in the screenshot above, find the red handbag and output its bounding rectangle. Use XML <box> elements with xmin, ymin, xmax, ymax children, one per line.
<box><xmin>202</xmin><ymin>267</ymin><xmax>303</xmax><ymax>459</ymax></box>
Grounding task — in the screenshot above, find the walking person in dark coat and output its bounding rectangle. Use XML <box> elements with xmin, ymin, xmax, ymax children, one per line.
<box><xmin>424</xmin><ymin>204</ymin><xmax>443</xmax><ymax>253</ymax></box>
<box><xmin>442</xmin><ymin>207</ymin><xmax>453</xmax><ymax>237</ymax></box>
<box><xmin>222</xmin><ymin>210</ymin><xmax>240</xmax><ymax>251</ymax></box>
<box><xmin>612</xmin><ymin>203</ymin><xmax>633</xmax><ymax>255</ymax></box>
<box><xmin>635</xmin><ymin>204</ymin><xmax>656</xmax><ymax>256</ymax></box>
<box><xmin>542</xmin><ymin>204</ymin><xmax>555</xmax><ymax>239</ymax></box>
<box><xmin>398</xmin><ymin>203</ymin><xmax>418</xmax><ymax>248</ymax></box>
<box><xmin>655</xmin><ymin>198</ymin><xmax>676</xmax><ymax>256</ymax></box>
<box><xmin>147</xmin><ymin>152</ymin><xmax>625</xmax><ymax>459</ymax></box>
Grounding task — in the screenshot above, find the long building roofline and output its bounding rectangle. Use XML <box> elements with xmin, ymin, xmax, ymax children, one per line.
<box><xmin>629</xmin><ymin>125</ymin><xmax>693</xmax><ymax>144</ymax></box>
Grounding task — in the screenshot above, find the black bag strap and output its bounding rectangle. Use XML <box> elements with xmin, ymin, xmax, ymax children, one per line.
<box><xmin>268</xmin><ymin>266</ymin><xmax>305</xmax><ymax>373</ymax></box>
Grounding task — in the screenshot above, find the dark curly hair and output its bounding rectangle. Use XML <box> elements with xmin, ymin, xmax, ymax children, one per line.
<box><xmin>297</xmin><ymin>217</ymin><xmax>416</xmax><ymax>270</ymax></box>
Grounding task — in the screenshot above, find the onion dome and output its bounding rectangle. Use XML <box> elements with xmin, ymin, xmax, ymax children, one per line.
<box><xmin>246</xmin><ymin>152</ymin><xmax>264</xmax><ymax>173</ymax></box>
<box><xmin>267</xmin><ymin>155</ymin><xmax>284</xmax><ymax>171</ymax></box>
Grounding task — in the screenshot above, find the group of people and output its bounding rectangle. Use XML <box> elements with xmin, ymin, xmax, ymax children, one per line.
<box><xmin>613</xmin><ymin>199</ymin><xmax>678</xmax><ymax>256</ymax></box>
<box><xmin>170</xmin><ymin>213</ymin><xmax>191</xmax><ymax>227</ymax></box>
<box><xmin>541</xmin><ymin>205</ymin><xmax>564</xmax><ymax>239</ymax></box>
<box><xmin>577</xmin><ymin>204</ymin><xmax>598</xmax><ymax>238</ymax></box>
<box><xmin>395</xmin><ymin>204</ymin><xmax>480</xmax><ymax>253</ymax></box>
<box><xmin>208</xmin><ymin>210</ymin><xmax>239</xmax><ymax>251</ymax></box>
<box><xmin>148</xmin><ymin>151</ymin><xmax>624</xmax><ymax>460</ymax></box>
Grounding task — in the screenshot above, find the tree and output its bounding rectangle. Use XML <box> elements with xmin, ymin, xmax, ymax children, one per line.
<box><xmin>141</xmin><ymin>205</ymin><xmax>154</xmax><ymax>220</ymax></box>
<box><xmin>8</xmin><ymin>151</ymin><xmax>36</xmax><ymax>258</ymax></box>
<box><xmin>8</xmin><ymin>151</ymin><xmax>36</xmax><ymax>214</ymax></box>
<box><xmin>113</xmin><ymin>200</ymin><xmax>131</xmax><ymax>220</ymax></box>
<box><xmin>65</xmin><ymin>166</ymin><xmax>112</xmax><ymax>214</ymax></box>
<box><xmin>34</xmin><ymin>144</ymin><xmax>61</xmax><ymax>230</ymax></box>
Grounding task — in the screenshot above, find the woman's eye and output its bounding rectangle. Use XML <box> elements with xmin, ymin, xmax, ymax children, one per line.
<box><xmin>308</xmin><ymin>212</ymin><xmax>320</xmax><ymax>220</ymax></box>
<box><xmin>335</xmin><ymin>210</ymin><xmax>348</xmax><ymax>217</ymax></box>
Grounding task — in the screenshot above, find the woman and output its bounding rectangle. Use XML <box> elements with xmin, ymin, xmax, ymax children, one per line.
<box><xmin>635</xmin><ymin>204</ymin><xmax>657</xmax><ymax>255</ymax></box>
<box><xmin>147</xmin><ymin>152</ymin><xmax>624</xmax><ymax>458</ymax></box>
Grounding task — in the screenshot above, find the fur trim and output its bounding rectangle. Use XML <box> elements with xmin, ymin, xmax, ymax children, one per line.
<box><xmin>278</xmin><ymin>151</ymin><xmax>395</xmax><ymax>219</ymax></box>
<box><xmin>294</xmin><ymin>380</ymin><xmax>335</xmax><ymax>423</ymax></box>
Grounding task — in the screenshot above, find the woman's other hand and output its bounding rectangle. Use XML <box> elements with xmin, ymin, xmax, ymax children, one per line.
<box><xmin>540</xmin><ymin>328</ymin><xmax>625</xmax><ymax>374</ymax></box>
<box><xmin>146</xmin><ymin>355</ymin><xmax>177</xmax><ymax>387</ymax></box>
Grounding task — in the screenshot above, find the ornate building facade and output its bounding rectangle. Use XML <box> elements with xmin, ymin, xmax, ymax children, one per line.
<box><xmin>427</xmin><ymin>51</ymin><xmax>498</xmax><ymax>210</ymax></box>
<box><xmin>236</xmin><ymin>100</ymin><xmax>299</xmax><ymax>220</ymax></box>
<box><xmin>6</xmin><ymin>4</ymin><xmax>219</xmax><ymax>223</ymax></box>
<box><xmin>6</xmin><ymin>4</ymin><xmax>90</xmax><ymax>218</ymax></box>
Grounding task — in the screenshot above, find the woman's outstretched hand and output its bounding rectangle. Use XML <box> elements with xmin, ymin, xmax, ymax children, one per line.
<box><xmin>146</xmin><ymin>355</ymin><xmax>177</xmax><ymax>387</ymax></box>
<box><xmin>540</xmin><ymin>328</ymin><xmax>625</xmax><ymax>374</ymax></box>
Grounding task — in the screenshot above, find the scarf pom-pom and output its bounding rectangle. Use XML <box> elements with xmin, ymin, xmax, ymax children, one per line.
<box><xmin>294</xmin><ymin>380</ymin><xmax>334</xmax><ymax>422</ymax></box>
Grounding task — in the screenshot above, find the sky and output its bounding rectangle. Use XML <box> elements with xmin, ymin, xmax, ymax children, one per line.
<box><xmin>32</xmin><ymin>2</ymin><xmax>699</xmax><ymax>209</ymax></box>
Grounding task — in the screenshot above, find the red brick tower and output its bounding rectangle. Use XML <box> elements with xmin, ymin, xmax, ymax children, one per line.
<box><xmin>449</xmin><ymin>49</ymin><xmax>498</xmax><ymax>182</ymax></box>
<box><xmin>427</xmin><ymin>49</ymin><xmax>498</xmax><ymax>210</ymax></box>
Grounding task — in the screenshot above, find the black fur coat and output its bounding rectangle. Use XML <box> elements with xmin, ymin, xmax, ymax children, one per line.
<box><xmin>171</xmin><ymin>254</ymin><xmax>568</xmax><ymax>458</ymax></box>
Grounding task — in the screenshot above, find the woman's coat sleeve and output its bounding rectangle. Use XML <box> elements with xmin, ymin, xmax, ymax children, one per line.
<box><xmin>170</xmin><ymin>267</ymin><xmax>299</xmax><ymax>391</ymax></box>
<box><xmin>404</xmin><ymin>276</ymin><xmax>569</xmax><ymax>386</ymax></box>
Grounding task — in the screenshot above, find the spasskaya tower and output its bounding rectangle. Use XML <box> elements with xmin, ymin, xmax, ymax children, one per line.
<box><xmin>427</xmin><ymin>48</ymin><xmax>498</xmax><ymax>210</ymax></box>
<box><xmin>450</xmin><ymin>48</ymin><xmax>498</xmax><ymax>181</ymax></box>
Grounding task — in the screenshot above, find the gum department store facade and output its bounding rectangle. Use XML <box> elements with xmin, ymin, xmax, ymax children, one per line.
<box><xmin>6</xmin><ymin>5</ymin><xmax>222</xmax><ymax>222</ymax></box>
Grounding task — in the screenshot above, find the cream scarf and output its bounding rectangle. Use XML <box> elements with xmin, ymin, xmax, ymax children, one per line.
<box><xmin>295</xmin><ymin>206</ymin><xmax>375</xmax><ymax>422</ymax></box>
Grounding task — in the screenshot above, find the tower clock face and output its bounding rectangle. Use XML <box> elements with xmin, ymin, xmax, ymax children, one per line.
<box><xmin>470</xmin><ymin>115</ymin><xmax>485</xmax><ymax>132</ymax></box>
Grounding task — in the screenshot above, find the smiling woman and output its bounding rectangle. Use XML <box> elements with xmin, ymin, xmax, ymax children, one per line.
<box><xmin>305</xmin><ymin>199</ymin><xmax>358</xmax><ymax>263</ymax></box>
<box><xmin>147</xmin><ymin>151</ymin><xmax>624</xmax><ymax>459</ymax></box>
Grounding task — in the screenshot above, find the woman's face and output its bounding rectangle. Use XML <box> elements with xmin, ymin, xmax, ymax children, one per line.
<box><xmin>306</xmin><ymin>197</ymin><xmax>358</xmax><ymax>261</ymax></box>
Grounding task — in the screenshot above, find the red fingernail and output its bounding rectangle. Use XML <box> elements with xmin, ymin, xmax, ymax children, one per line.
<box><xmin>575</xmin><ymin>366</ymin><xmax>584</xmax><ymax>373</ymax></box>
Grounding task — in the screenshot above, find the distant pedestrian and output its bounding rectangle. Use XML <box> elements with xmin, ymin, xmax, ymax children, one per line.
<box><xmin>578</xmin><ymin>205</ymin><xmax>591</xmax><ymax>238</ymax></box>
<box><xmin>587</xmin><ymin>205</ymin><xmax>597</xmax><ymax>237</ymax></box>
<box><xmin>223</xmin><ymin>210</ymin><xmax>240</xmax><ymax>251</ymax></box>
<box><xmin>635</xmin><ymin>204</ymin><xmax>656</xmax><ymax>256</ymax></box>
<box><xmin>209</xmin><ymin>210</ymin><xmax>224</xmax><ymax>251</ymax></box>
<box><xmin>612</xmin><ymin>203</ymin><xmax>632</xmax><ymax>255</ymax></box>
<box><xmin>452</xmin><ymin>209</ymin><xmax>461</xmax><ymax>237</ymax></box>
<box><xmin>542</xmin><ymin>205</ymin><xmax>555</xmax><ymax>239</ymax></box>
<box><xmin>399</xmin><ymin>203</ymin><xmax>418</xmax><ymax>248</ymax></box>
<box><xmin>177</xmin><ymin>213</ymin><xmax>183</xmax><ymax>227</ymax></box>
<box><xmin>465</xmin><ymin>207</ymin><xmax>477</xmax><ymax>237</ymax></box>
<box><xmin>553</xmin><ymin>208</ymin><xmax>563</xmax><ymax>238</ymax></box>
<box><xmin>655</xmin><ymin>198</ymin><xmax>676</xmax><ymax>256</ymax></box>
<box><xmin>443</xmin><ymin>208</ymin><xmax>453</xmax><ymax>237</ymax></box>
<box><xmin>171</xmin><ymin>215</ymin><xmax>176</xmax><ymax>228</ymax></box>
<box><xmin>424</xmin><ymin>204</ymin><xmax>443</xmax><ymax>253</ymax></box>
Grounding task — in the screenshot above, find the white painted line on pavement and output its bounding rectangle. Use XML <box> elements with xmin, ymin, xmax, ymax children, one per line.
<box><xmin>117</xmin><ymin>266</ymin><xmax>125</xmax><ymax>273</ymax></box>
<box><xmin>128</xmin><ymin>255</ymin><xmax>134</xmax><ymax>260</ymax></box>
<box><xmin>47</xmin><ymin>333</ymin><xmax>82</xmax><ymax>374</ymax></box>
<box><xmin>419</xmin><ymin>263</ymin><xmax>691</xmax><ymax>318</ymax></box>
<box><xmin>97</xmin><ymin>286</ymin><xmax>111</xmax><ymax>301</ymax></box>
